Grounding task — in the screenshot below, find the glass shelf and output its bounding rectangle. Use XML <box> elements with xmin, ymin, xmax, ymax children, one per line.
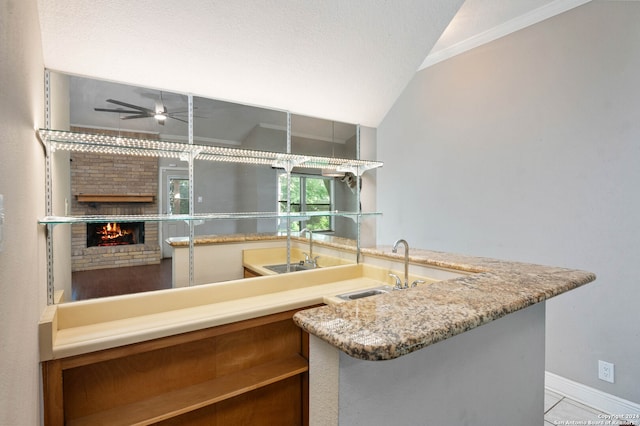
<box><xmin>38</xmin><ymin>211</ymin><xmax>383</xmax><ymax>225</ymax></box>
<box><xmin>37</xmin><ymin>129</ymin><xmax>383</xmax><ymax>174</ymax></box>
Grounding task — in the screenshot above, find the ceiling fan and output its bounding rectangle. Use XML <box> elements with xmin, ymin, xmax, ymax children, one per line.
<box><xmin>94</xmin><ymin>97</ymin><xmax>188</xmax><ymax>125</ymax></box>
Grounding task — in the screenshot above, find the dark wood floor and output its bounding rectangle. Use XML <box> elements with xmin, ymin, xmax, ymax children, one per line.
<box><xmin>72</xmin><ymin>259</ymin><xmax>172</xmax><ymax>301</ymax></box>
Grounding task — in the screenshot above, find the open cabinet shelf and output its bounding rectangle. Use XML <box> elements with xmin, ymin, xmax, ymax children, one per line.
<box><xmin>43</xmin><ymin>308</ymin><xmax>312</xmax><ymax>426</ymax></box>
<box><xmin>67</xmin><ymin>355</ymin><xmax>308</xmax><ymax>426</ymax></box>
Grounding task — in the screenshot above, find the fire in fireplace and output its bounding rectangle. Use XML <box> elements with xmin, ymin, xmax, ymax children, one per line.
<box><xmin>86</xmin><ymin>222</ymin><xmax>145</xmax><ymax>247</ymax></box>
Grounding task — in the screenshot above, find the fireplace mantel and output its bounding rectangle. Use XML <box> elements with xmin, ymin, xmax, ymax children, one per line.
<box><xmin>76</xmin><ymin>194</ymin><xmax>155</xmax><ymax>203</ymax></box>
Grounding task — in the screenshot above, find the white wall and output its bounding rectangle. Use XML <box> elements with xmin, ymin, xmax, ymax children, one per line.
<box><xmin>377</xmin><ymin>1</ymin><xmax>640</xmax><ymax>404</ymax></box>
<box><xmin>0</xmin><ymin>0</ymin><xmax>47</xmax><ymax>424</ymax></box>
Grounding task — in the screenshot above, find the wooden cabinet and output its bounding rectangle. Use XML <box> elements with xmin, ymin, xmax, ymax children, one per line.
<box><xmin>243</xmin><ymin>267</ymin><xmax>262</xmax><ymax>278</ymax></box>
<box><xmin>42</xmin><ymin>309</ymin><xmax>311</xmax><ymax>425</ymax></box>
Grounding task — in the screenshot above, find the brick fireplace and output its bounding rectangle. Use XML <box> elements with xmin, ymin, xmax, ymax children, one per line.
<box><xmin>70</xmin><ymin>128</ymin><xmax>161</xmax><ymax>272</ymax></box>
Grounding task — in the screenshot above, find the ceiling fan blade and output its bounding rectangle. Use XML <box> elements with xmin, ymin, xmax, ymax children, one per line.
<box><xmin>94</xmin><ymin>108</ymin><xmax>144</xmax><ymax>114</ymax></box>
<box><xmin>106</xmin><ymin>99</ymin><xmax>154</xmax><ymax>113</ymax></box>
<box><xmin>168</xmin><ymin>112</ymin><xmax>208</xmax><ymax>119</ymax></box>
<box><xmin>121</xmin><ymin>114</ymin><xmax>151</xmax><ymax>120</ymax></box>
<box><xmin>168</xmin><ymin>116</ymin><xmax>188</xmax><ymax>123</ymax></box>
<box><xmin>166</xmin><ymin>108</ymin><xmax>195</xmax><ymax>114</ymax></box>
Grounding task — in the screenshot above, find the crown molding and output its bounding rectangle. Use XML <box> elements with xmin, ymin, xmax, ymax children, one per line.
<box><xmin>419</xmin><ymin>0</ymin><xmax>592</xmax><ymax>70</ymax></box>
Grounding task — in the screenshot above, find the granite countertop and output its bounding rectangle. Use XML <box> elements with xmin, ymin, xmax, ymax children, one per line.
<box><xmin>293</xmin><ymin>246</ymin><xmax>596</xmax><ymax>361</ymax></box>
<box><xmin>166</xmin><ymin>232</ymin><xmax>288</xmax><ymax>246</ymax></box>
<box><xmin>166</xmin><ymin>232</ymin><xmax>358</xmax><ymax>251</ymax></box>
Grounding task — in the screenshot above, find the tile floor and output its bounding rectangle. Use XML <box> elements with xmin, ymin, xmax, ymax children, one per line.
<box><xmin>545</xmin><ymin>388</ymin><xmax>636</xmax><ymax>425</ymax></box>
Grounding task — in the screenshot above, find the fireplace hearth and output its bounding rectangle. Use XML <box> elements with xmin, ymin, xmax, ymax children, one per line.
<box><xmin>87</xmin><ymin>222</ymin><xmax>145</xmax><ymax>247</ymax></box>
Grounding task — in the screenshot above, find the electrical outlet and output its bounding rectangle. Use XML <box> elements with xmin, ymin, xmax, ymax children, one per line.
<box><xmin>598</xmin><ymin>360</ymin><xmax>615</xmax><ymax>383</ymax></box>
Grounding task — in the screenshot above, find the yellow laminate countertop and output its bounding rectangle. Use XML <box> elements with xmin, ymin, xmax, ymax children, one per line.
<box><xmin>39</xmin><ymin>263</ymin><xmax>394</xmax><ymax>361</ymax></box>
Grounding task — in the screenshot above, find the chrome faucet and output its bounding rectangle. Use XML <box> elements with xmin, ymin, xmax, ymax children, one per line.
<box><xmin>389</xmin><ymin>239</ymin><xmax>424</xmax><ymax>289</ymax></box>
<box><xmin>300</xmin><ymin>228</ymin><xmax>318</xmax><ymax>268</ymax></box>
<box><xmin>388</xmin><ymin>273</ymin><xmax>404</xmax><ymax>290</ymax></box>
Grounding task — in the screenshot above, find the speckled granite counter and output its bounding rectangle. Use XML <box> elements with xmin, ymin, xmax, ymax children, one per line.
<box><xmin>293</xmin><ymin>246</ymin><xmax>595</xmax><ymax>361</ymax></box>
<box><xmin>166</xmin><ymin>232</ymin><xmax>358</xmax><ymax>251</ymax></box>
<box><xmin>166</xmin><ymin>232</ymin><xmax>288</xmax><ymax>246</ymax></box>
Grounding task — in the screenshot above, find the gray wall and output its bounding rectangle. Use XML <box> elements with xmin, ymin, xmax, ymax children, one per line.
<box><xmin>377</xmin><ymin>1</ymin><xmax>640</xmax><ymax>404</ymax></box>
<box><xmin>0</xmin><ymin>0</ymin><xmax>47</xmax><ymax>424</ymax></box>
<box><xmin>338</xmin><ymin>303</ymin><xmax>545</xmax><ymax>425</ymax></box>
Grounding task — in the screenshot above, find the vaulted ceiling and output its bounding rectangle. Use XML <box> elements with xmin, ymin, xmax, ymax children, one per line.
<box><xmin>37</xmin><ymin>0</ymin><xmax>590</xmax><ymax>127</ymax></box>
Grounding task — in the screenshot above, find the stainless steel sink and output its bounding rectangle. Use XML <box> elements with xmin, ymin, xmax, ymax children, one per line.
<box><xmin>264</xmin><ymin>263</ymin><xmax>316</xmax><ymax>274</ymax></box>
<box><xmin>336</xmin><ymin>285</ymin><xmax>393</xmax><ymax>301</ymax></box>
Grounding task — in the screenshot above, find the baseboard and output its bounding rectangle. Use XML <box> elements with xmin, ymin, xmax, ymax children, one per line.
<box><xmin>546</xmin><ymin>371</ymin><xmax>640</xmax><ymax>416</ymax></box>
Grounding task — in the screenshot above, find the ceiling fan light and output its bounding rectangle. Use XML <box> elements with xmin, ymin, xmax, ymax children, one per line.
<box><xmin>154</xmin><ymin>113</ymin><xmax>167</xmax><ymax>121</ymax></box>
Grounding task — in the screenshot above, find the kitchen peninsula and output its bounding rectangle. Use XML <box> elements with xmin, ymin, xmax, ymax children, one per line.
<box><xmin>39</xmin><ymin>236</ymin><xmax>595</xmax><ymax>425</ymax></box>
<box><xmin>295</xmin><ymin>245</ymin><xmax>595</xmax><ymax>425</ymax></box>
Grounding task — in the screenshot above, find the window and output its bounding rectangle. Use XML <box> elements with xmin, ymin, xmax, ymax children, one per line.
<box><xmin>168</xmin><ymin>177</ymin><xmax>189</xmax><ymax>214</ymax></box>
<box><xmin>278</xmin><ymin>173</ymin><xmax>334</xmax><ymax>232</ymax></box>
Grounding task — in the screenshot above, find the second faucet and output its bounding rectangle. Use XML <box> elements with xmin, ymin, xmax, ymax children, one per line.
<box><xmin>300</xmin><ymin>228</ymin><xmax>318</xmax><ymax>268</ymax></box>
<box><xmin>389</xmin><ymin>238</ymin><xmax>424</xmax><ymax>290</ymax></box>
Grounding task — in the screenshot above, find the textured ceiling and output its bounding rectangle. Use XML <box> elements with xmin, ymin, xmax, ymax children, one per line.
<box><xmin>37</xmin><ymin>0</ymin><xmax>464</xmax><ymax>127</ymax></box>
<box><xmin>37</xmin><ymin>0</ymin><xmax>589</xmax><ymax>127</ymax></box>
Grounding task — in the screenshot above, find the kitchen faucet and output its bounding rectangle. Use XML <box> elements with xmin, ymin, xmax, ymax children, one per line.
<box><xmin>389</xmin><ymin>239</ymin><xmax>424</xmax><ymax>289</ymax></box>
<box><xmin>300</xmin><ymin>228</ymin><xmax>318</xmax><ymax>268</ymax></box>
